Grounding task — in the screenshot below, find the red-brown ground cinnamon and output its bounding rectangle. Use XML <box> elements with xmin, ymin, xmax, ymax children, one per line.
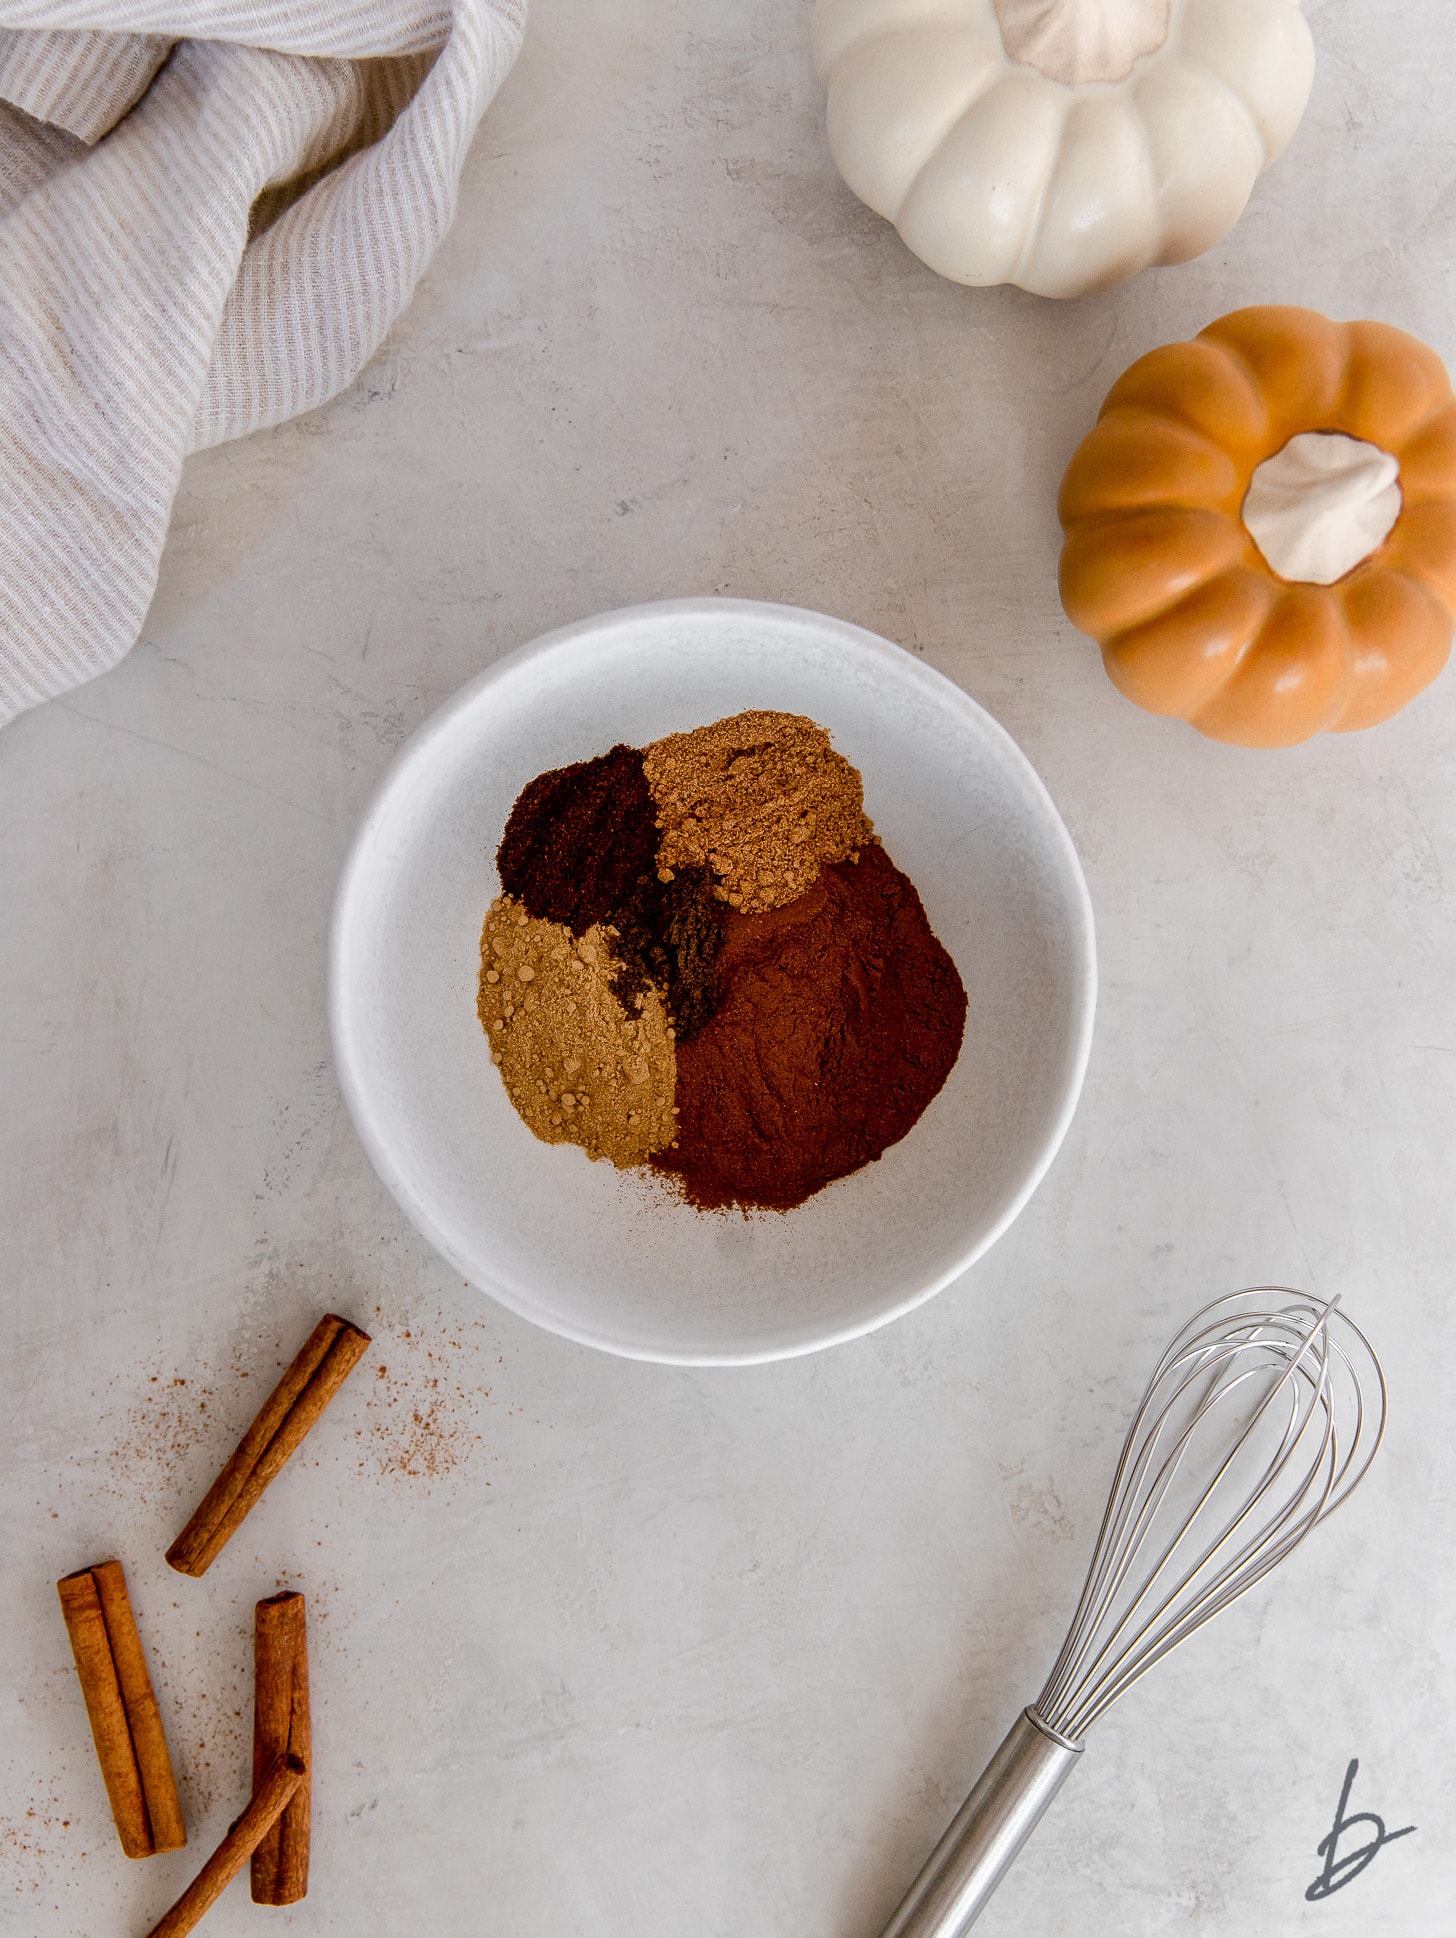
<box><xmin>653</xmin><ymin>844</ymin><xmax>965</xmax><ymax>1210</ymax></box>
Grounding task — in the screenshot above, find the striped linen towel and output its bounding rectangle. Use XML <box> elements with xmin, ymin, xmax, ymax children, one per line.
<box><xmin>0</xmin><ymin>0</ymin><xmax>525</xmax><ymax>726</ymax></box>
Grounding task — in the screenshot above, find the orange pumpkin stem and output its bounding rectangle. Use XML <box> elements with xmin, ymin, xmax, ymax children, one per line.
<box><xmin>1058</xmin><ymin>304</ymin><xmax>1456</xmax><ymax>746</ymax></box>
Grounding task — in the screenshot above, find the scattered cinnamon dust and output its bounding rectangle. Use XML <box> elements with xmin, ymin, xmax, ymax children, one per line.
<box><xmin>357</xmin><ymin>1314</ymin><xmax>490</xmax><ymax>1484</ymax></box>
<box><xmin>108</xmin><ymin>1365</ymin><xmax>252</xmax><ymax>1503</ymax></box>
<box><xmin>100</xmin><ymin>1307</ymin><xmax>493</xmax><ymax>1504</ymax></box>
<box><xmin>1</xmin><ymin>1798</ymin><xmax>79</xmax><ymax>1897</ymax></box>
<box><xmin>164</xmin><ymin>1642</ymin><xmax>246</xmax><ymax>1820</ymax></box>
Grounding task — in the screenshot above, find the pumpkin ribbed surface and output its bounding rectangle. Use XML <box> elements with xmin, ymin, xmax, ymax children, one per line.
<box><xmin>1058</xmin><ymin>306</ymin><xmax>1456</xmax><ymax>745</ymax></box>
<box><xmin>812</xmin><ymin>0</ymin><xmax>1313</xmax><ymax>298</ymax></box>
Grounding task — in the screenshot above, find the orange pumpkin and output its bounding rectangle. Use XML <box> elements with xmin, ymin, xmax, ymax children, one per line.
<box><xmin>1058</xmin><ymin>305</ymin><xmax>1456</xmax><ymax>746</ymax></box>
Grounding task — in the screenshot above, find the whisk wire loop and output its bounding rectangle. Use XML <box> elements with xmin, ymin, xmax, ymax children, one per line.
<box><xmin>1097</xmin><ymin>1330</ymin><xmax>1337</xmax><ymax>1658</ymax></box>
<box><xmin>1036</xmin><ymin>1290</ymin><xmax>1384</xmax><ymax>1740</ymax></box>
<box><xmin>1045</xmin><ymin>1336</ymin><xmax>1322</xmax><ymax>1734</ymax></box>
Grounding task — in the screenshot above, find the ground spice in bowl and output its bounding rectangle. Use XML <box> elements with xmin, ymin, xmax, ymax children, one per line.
<box><xmin>643</xmin><ymin>709</ymin><xmax>874</xmax><ymax>913</ymax></box>
<box><xmin>478</xmin><ymin>711</ymin><xmax>966</xmax><ymax>1210</ymax></box>
<box><xmin>652</xmin><ymin>845</ymin><xmax>965</xmax><ymax>1209</ymax></box>
<box><xmin>495</xmin><ymin>744</ymin><xmax>727</xmax><ymax>1038</ymax></box>
<box><xmin>609</xmin><ymin>864</ymin><xmax>726</xmax><ymax>1039</ymax></box>
<box><xmin>476</xmin><ymin>897</ymin><xmax>677</xmax><ymax>1166</ymax></box>
<box><xmin>495</xmin><ymin>743</ymin><xmax>659</xmax><ymax>934</ymax></box>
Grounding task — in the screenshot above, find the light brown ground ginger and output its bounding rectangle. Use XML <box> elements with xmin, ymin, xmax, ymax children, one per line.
<box><xmin>477</xmin><ymin>896</ymin><xmax>677</xmax><ymax>1167</ymax></box>
<box><xmin>643</xmin><ymin>709</ymin><xmax>874</xmax><ymax>915</ymax></box>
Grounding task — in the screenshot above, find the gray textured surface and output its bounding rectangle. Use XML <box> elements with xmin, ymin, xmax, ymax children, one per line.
<box><xmin>1</xmin><ymin>0</ymin><xmax>1451</xmax><ymax>1930</ymax></box>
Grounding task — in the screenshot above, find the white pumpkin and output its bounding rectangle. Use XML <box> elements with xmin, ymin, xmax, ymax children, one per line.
<box><xmin>812</xmin><ymin>0</ymin><xmax>1315</xmax><ymax>298</ymax></box>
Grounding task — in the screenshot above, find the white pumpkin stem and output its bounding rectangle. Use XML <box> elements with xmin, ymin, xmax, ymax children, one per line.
<box><xmin>992</xmin><ymin>0</ymin><xmax>1172</xmax><ymax>87</ymax></box>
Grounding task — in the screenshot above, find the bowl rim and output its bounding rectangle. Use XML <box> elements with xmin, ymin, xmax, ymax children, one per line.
<box><xmin>329</xmin><ymin>596</ymin><xmax>1098</xmax><ymax>1365</ymax></box>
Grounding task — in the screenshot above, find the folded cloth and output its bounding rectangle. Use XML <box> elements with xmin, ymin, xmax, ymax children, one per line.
<box><xmin>0</xmin><ymin>0</ymin><xmax>525</xmax><ymax>727</ymax></box>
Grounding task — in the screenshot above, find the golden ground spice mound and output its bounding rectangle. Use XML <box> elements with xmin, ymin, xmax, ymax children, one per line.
<box><xmin>643</xmin><ymin>709</ymin><xmax>874</xmax><ymax>914</ymax></box>
<box><xmin>477</xmin><ymin>896</ymin><xmax>677</xmax><ymax>1167</ymax></box>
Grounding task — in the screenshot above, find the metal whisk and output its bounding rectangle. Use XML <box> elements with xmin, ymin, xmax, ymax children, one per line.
<box><xmin>879</xmin><ymin>1288</ymin><xmax>1386</xmax><ymax>1938</ymax></box>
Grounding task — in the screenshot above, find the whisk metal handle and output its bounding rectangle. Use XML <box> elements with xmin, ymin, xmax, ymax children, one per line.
<box><xmin>877</xmin><ymin>1708</ymin><xmax>1082</xmax><ymax>1938</ymax></box>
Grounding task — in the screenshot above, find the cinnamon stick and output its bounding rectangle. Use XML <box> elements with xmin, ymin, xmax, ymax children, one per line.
<box><xmin>166</xmin><ymin>1313</ymin><xmax>371</xmax><ymax>1577</ymax></box>
<box><xmin>144</xmin><ymin>1753</ymin><xmax>305</xmax><ymax>1938</ymax></box>
<box><xmin>57</xmin><ymin>1569</ymin><xmax>150</xmax><ymax>1857</ymax></box>
<box><xmin>89</xmin><ymin>1561</ymin><xmax>187</xmax><ymax>1853</ymax></box>
<box><xmin>57</xmin><ymin>1561</ymin><xmax>185</xmax><ymax>1858</ymax></box>
<box><xmin>251</xmin><ymin>1591</ymin><xmax>310</xmax><ymax>1903</ymax></box>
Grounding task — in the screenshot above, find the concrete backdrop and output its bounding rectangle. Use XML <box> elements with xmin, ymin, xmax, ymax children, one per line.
<box><xmin>2</xmin><ymin>1</ymin><xmax>1450</xmax><ymax>1931</ymax></box>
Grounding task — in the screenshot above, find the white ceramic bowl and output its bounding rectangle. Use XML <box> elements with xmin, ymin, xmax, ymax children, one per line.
<box><xmin>330</xmin><ymin>599</ymin><xmax>1095</xmax><ymax>1364</ymax></box>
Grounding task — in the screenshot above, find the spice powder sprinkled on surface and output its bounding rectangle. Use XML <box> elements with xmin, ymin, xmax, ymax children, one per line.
<box><xmin>477</xmin><ymin>895</ymin><xmax>678</xmax><ymax>1166</ymax></box>
<box><xmin>643</xmin><ymin>708</ymin><xmax>875</xmax><ymax>914</ymax></box>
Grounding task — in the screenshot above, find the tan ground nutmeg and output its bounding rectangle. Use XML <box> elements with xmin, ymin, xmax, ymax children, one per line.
<box><xmin>477</xmin><ymin>897</ymin><xmax>677</xmax><ymax>1166</ymax></box>
<box><xmin>643</xmin><ymin>709</ymin><xmax>874</xmax><ymax>915</ymax></box>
